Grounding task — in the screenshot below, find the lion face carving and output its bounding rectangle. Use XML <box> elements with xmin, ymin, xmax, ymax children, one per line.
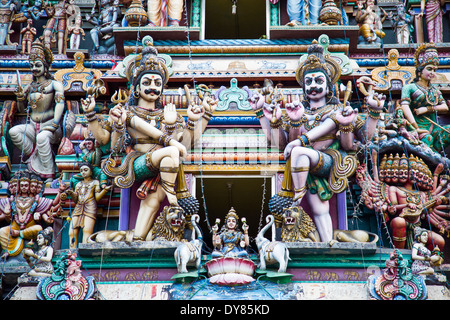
<box><xmin>281</xmin><ymin>206</ymin><xmax>318</xmax><ymax>242</ymax></box>
<box><xmin>146</xmin><ymin>206</ymin><xmax>186</xmax><ymax>242</ymax></box>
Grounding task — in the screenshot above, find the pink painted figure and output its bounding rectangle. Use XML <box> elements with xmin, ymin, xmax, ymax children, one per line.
<box><xmin>419</xmin><ymin>0</ymin><xmax>444</xmax><ymax>43</ymax></box>
<box><xmin>67</xmin><ymin>14</ymin><xmax>85</xmax><ymax>50</ymax></box>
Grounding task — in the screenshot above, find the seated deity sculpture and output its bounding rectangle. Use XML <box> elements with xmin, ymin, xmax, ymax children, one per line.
<box><xmin>250</xmin><ymin>42</ymin><xmax>384</xmax><ymax>242</ymax></box>
<box><xmin>9</xmin><ymin>39</ymin><xmax>68</xmax><ymax>181</ymax></box>
<box><xmin>0</xmin><ymin>170</ymin><xmax>66</xmax><ymax>259</ymax></box>
<box><xmin>400</xmin><ymin>43</ymin><xmax>450</xmax><ymax>154</ymax></box>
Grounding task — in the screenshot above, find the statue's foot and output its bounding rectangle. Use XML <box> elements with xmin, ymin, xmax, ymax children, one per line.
<box><xmin>286</xmin><ymin>20</ymin><xmax>300</xmax><ymax>26</ymax></box>
<box><xmin>328</xmin><ymin>239</ymin><xmax>338</xmax><ymax>247</ymax></box>
<box><xmin>133</xmin><ymin>235</ymin><xmax>145</xmax><ymax>242</ymax></box>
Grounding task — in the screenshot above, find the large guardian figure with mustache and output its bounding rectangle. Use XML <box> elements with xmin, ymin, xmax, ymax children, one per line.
<box><xmin>250</xmin><ymin>43</ymin><xmax>384</xmax><ymax>242</ymax></box>
<box><xmin>81</xmin><ymin>43</ymin><xmax>217</xmax><ymax>241</ymax></box>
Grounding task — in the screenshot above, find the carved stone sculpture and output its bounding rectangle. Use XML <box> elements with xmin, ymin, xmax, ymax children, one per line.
<box><xmin>66</xmin><ymin>163</ymin><xmax>111</xmax><ymax>248</ymax></box>
<box><xmin>250</xmin><ymin>42</ymin><xmax>383</xmax><ymax>242</ymax></box>
<box><xmin>256</xmin><ymin>215</ymin><xmax>290</xmax><ymax>273</ymax></box>
<box><xmin>81</xmin><ymin>40</ymin><xmax>217</xmax><ymax>241</ymax></box>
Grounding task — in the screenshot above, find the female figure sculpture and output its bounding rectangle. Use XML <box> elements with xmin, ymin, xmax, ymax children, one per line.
<box><xmin>411</xmin><ymin>227</ymin><xmax>442</xmax><ymax>275</ymax></box>
<box><xmin>81</xmin><ymin>42</ymin><xmax>217</xmax><ymax>241</ymax></box>
<box><xmin>23</xmin><ymin>227</ymin><xmax>54</xmax><ymax>277</ymax></box>
<box><xmin>400</xmin><ymin>43</ymin><xmax>450</xmax><ymax>154</ymax></box>
<box><xmin>419</xmin><ymin>0</ymin><xmax>444</xmax><ymax>43</ymax></box>
<box><xmin>211</xmin><ymin>208</ymin><xmax>249</xmax><ymax>259</ymax></box>
<box><xmin>67</xmin><ymin>14</ymin><xmax>85</xmax><ymax>50</ymax></box>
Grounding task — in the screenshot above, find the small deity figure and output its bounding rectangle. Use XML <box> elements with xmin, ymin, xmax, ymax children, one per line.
<box><xmin>211</xmin><ymin>208</ymin><xmax>250</xmax><ymax>259</ymax></box>
<box><xmin>419</xmin><ymin>0</ymin><xmax>444</xmax><ymax>43</ymax></box>
<box><xmin>67</xmin><ymin>14</ymin><xmax>85</xmax><ymax>50</ymax></box>
<box><xmin>28</xmin><ymin>0</ymin><xmax>45</xmax><ymax>21</ymax></box>
<box><xmin>66</xmin><ymin>163</ymin><xmax>112</xmax><ymax>248</ymax></box>
<box><xmin>0</xmin><ymin>0</ymin><xmax>16</xmax><ymax>46</ymax></box>
<box><xmin>250</xmin><ymin>42</ymin><xmax>383</xmax><ymax>242</ymax></box>
<box><xmin>20</xmin><ymin>18</ymin><xmax>36</xmax><ymax>55</ymax></box>
<box><xmin>270</xmin><ymin>0</ymin><xmax>322</xmax><ymax>26</ymax></box>
<box><xmin>147</xmin><ymin>0</ymin><xmax>184</xmax><ymax>26</ymax></box>
<box><xmin>411</xmin><ymin>227</ymin><xmax>442</xmax><ymax>276</ymax></box>
<box><xmin>86</xmin><ymin>0</ymin><xmax>120</xmax><ymax>54</ymax></box>
<box><xmin>71</xmin><ymin>138</ymin><xmax>108</xmax><ymax>189</ymax></box>
<box><xmin>355</xmin><ymin>0</ymin><xmax>388</xmax><ymax>44</ymax></box>
<box><xmin>391</xmin><ymin>3</ymin><xmax>415</xmax><ymax>45</ymax></box>
<box><xmin>43</xmin><ymin>0</ymin><xmax>75</xmax><ymax>55</ymax></box>
<box><xmin>9</xmin><ymin>39</ymin><xmax>66</xmax><ymax>181</ymax></box>
<box><xmin>0</xmin><ymin>171</ymin><xmax>66</xmax><ymax>258</ymax></box>
<box><xmin>23</xmin><ymin>226</ymin><xmax>54</xmax><ymax>277</ymax></box>
<box><xmin>392</xmin><ymin>103</ymin><xmax>420</xmax><ymax>145</ymax></box>
<box><xmin>81</xmin><ymin>42</ymin><xmax>217</xmax><ymax>241</ymax></box>
<box><xmin>11</xmin><ymin>0</ymin><xmax>30</xmax><ymax>23</ymax></box>
<box><xmin>400</xmin><ymin>43</ymin><xmax>450</xmax><ymax>154</ymax></box>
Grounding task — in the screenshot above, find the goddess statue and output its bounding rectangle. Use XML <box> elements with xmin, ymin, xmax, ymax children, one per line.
<box><xmin>81</xmin><ymin>43</ymin><xmax>217</xmax><ymax>241</ymax></box>
<box><xmin>66</xmin><ymin>163</ymin><xmax>111</xmax><ymax>248</ymax></box>
<box><xmin>250</xmin><ymin>42</ymin><xmax>383</xmax><ymax>242</ymax></box>
<box><xmin>0</xmin><ymin>171</ymin><xmax>66</xmax><ymax>259</ymax></box>
<box><xmin>9</xmin><ymin>39</ymin><xmax>66</xmax><ymax>181</ymax></box>
<box><xmin>411</xmin><ymin>227</ymin><xmax>443</xmax><ymax>276</ymax></box>
<box><xmin>211</xmin><ymin>208</ymin><xmax>249</xmax><ymax>259</ymax></box>
<box><xmin>400</xmin><ymin>43</ymin><xmax>450</xmax><ymax>154</ymax></box>
<box><xmin>419</xmin><ymin>0</ymin><xmax>444</xmax><ymax>43</ymax></box>
<box><xmin>67</xmin><ymin>13</ymin><xmax>85</xmax><ymax>50</ymax></box>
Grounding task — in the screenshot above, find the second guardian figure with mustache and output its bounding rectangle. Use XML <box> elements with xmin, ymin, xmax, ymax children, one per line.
<box><xmin>250</xmin><ymin>42</ymin><xmax>385</xmax><ymax>243</ymax></box>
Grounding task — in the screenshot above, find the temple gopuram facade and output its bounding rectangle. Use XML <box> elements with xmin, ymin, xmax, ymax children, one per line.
<box><xmin>1</xmin><ymin>0</ymin><xmax>450</xmax><ymax>302</ymax></box>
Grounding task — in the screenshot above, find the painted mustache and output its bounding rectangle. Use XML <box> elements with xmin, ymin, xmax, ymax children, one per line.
<box><xmin>144</xmin><ymin>88</ymin><xmax>161</xmax><ymax>95</ymax></box>
<box><xmin>306</xmin><ymin>87</ymin><xmax>323</xmax><ymax>95</ymax></box>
